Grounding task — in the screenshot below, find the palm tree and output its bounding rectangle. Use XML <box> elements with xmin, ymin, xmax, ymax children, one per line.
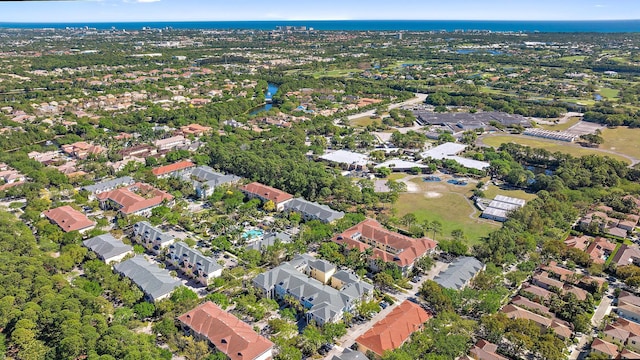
<box><xmin>431</xmin><ymin>220</ymin><xmax>442</xmax><ymax>240</ymax></box>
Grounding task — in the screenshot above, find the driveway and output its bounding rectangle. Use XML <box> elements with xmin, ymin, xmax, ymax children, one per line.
<box><xmin>323</xmin><ymin>259</ymin><xmax>447</xmax><ymax>359</ymax></box>
<box><xmin>568</xmin><ymin>287</ymin><xmax>615</xmax><ymax>360</ymax></box>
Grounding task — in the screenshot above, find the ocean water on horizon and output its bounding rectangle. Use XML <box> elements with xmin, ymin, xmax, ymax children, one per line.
<box><xmin>1</xmin><ymin>20</ymin><xmax>639</xmax><ymax>32</ymax></box>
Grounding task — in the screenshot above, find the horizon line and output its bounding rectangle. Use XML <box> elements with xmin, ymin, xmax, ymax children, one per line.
<box><xmin>1</xmin><ymin>18</ymin><xmax>640</xmax><ymax>24</ymax></box>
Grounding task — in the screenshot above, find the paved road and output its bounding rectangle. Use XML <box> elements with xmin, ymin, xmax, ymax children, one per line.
<box><xmin>323</xmin><ymin>260</ymin><xmax>447</xmax><ymax>359</ymax></box>
<box><xmin>568</xmin><ymin>287</ymin><xmax>615</xmax><ymax>360</ymax></box>
<box><xmin>344</xmin><ymin>93</ymin><xmax>428</xmax><ymax>122</ymax></box>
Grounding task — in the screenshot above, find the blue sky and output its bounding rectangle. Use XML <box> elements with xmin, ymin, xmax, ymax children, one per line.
<box><xmin>1</xmin><ymin>0</ymin><xmax>638</xmax><ymax>22</ymax></box>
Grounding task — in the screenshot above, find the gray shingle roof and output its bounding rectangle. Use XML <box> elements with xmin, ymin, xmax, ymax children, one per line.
<box><xmin>168</xmin><ymin>242</ymin><xmax>222</xmax><ymax>277</ymax></box>
<box><xmin>83</xmin><ymin>233</ymin><xmax>133</xmax><ymax>262</ymax></box>
<box><xmin>284</xmin><ymin>198</ymin><xmax>344</xmax><ymax>223</ymax></box>
<box><xmin>253</xmin><ymin>256</ymin><xmax>371</xmax><ymax>324</ymax></box>
<box><xmin>434</xmin><ymin>256</ymin><xmax>484</xmax><ymax>290</ymax></box>
<box><xmin>82</xmin><ymin>176</ymin><xmax>134</xmax><ymax>193</ymax></box>
<box><xmin>309</xmin><ymin>259</ymin><xmax>336</xmax><ymax>273</ymax></box>
<box><xmin>187</xmin><ymin>166</ymin><xmax>241</xmax><ymax>188</ymax></box>
<box><xmin>113</xmin><ymin>255</ymin><xmax>182</xmax><ymax>302</ymax></box>
<box><xmin>331</xmin><ymin>349</ymin><xmax>368</xmax><ymax>360</ymax></box>
<box><xmin>245</xmin><ymin>232</ymin><xmax>291</xmax><ymax>251</ymax></box>
<box><xmin>133</xmin><ymin>221</ymin><xmax>174</xmax><ymax>245</ymax></box>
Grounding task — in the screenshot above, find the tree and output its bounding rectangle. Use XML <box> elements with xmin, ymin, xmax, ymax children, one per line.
<box><xmin>133</xmin><ymin>302</ymin><xmax>155</xmax><ymax>319</ymax></box>
<box><xmin>300</xmin><ymin>324</ymin><xmax>324</xmax><ymax>355</ymax></box>
<box><xmin>376</xmin><ymin>167</ymin><xmax>392</xmax><ymax>178</ymax></box>
<box><xmin>263</xmin><ymin>200</ymin><xmax>276</xmax><ymax>212</ymax></box>
<box><xmin>400</xmin><ymin>213</ymin><xmax>417</xmax><ymax>229</ymax></box>
<box><xmin>431</xmin><ymin>220</ymin><xmax>442</xmax><ymax>240</ymax></box>
<box><xmin>419</xmin><ymin>280</ymin><xmax>454</xmax><ymax>313</ymax></box>
<box><xmin>374</xmin><ymin>272</ymin><xmax>395</xmax><ymax>291</ymax></box>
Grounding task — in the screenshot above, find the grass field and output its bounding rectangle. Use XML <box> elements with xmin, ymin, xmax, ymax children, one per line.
<box><xmin>392</xmin><ymin>177</ymin><xmax>499</xmax><ymax>245</ymax></box>
<box><xmin>309</xmin><ymin>68</ymin><xmax>361</xmax><ymax>78</ymax></box>
<box><xmin>482</xmin><ymin>135</ymin><xmax>631</xmax><ymax>163</ymax></box>
<box><xmin>601</xmin><ymin>127</ymin><xmax>640</xmax><ymax>160</ymax></box>
<box><xmin>599</xmin><ymin>88</ymin><xmax>620</xmax><ymax>100</ymax></box>
<box><xmin>350</xmin><ymin>116</ymin><xmax>380</xmax><ymax>127</ymax></box>
<box><xmin>559</xmin><ymin>55</ymin><xmax>588</xmax><ymax>62</ymax></box>
<box><xmin>558</xmin><ymin>98</ymin><xmax>596</xmax><ymax>106</ymax></box>
<box><xmin>386</xmin><ymin>173</ymin><xmax>407</xmax><ymax>181</ymax></box>
<box><xmin>482</xmin><ymin>184</ymin><xmax>538</xmax><ymax>202</ymax></box>
<box><xmin>538</xmin><ymin>117</ymin><xmax>581</xmax><ymax>131</ymax></box>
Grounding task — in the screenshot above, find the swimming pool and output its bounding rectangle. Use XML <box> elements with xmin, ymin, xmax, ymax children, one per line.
<box><xmin>242</xmin><ymin>229</ymin><xmax>264</xmax><ymax>239</ymax></box>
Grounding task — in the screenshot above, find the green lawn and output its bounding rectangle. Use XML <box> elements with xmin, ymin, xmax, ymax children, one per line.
<box><xmin>558</xmin><ymin>98</ymin><xmax>596</xmax><ymax>106</ymax></box>
<box><xmin>599</xmin><ymin>87</ymin><xmax>620</xmax><ymax>100</ymax></box>
<box><xmin>309</xmin><ymin>68</ymin><xmax>361</xmax><ymax>78</ymax></box>
<box><xmin>559</xmin><ymin>55</ymin><xmax>587</xmax><ymax>62</ymax></box>
<box><xmin>482</xmin><ymin>135</ymin><xmax>631</xmax><ymax>163</ymax></box>
<box><xmin>350</xmin><ymin>116</ymin><xmax>380</xmax><ymax>127</ymax></box>
<box><xmin>393</xmin><ymin>179</ymin><xmax>499</xmax><ymax>246</ymax></box>
<box><xmin>482</xmin><ymin>184</ymin><xmax>538</xmax><ymax>202</ymax></box>
<box><xmin>386</xmin><ymin>173</ymin><xmax>407</xmax><ymax>181</ymax></box>
<box><xmin>538</xmin><ymin>117</ymin><xmax>581</xmax><ymax>131</ymax></box>
<box><xmin>601</xmin><ymin>127</ymin><xmax>640</xmax><ymax>160</ymax></box>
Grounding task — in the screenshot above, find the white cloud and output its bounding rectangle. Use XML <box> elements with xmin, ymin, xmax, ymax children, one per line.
<box><xmin>122</xmin><ymin>0</ymin><xmax>161</xmax><ymax>3</ymax></box>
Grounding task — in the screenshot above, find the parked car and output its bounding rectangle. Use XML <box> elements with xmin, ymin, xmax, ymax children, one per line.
<box><xmin>380</xmin><ymin>301</ymin><xmax>388</xmax><ymax>309</ymax></box>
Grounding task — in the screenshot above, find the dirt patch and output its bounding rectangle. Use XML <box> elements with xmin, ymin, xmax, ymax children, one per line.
<box><xmin>424</xmin><ymin>191</ymin><xmax>442</xmax><ymax>199</ymax></box>
<box><xmin>403</xmin><ymin>180</ymin><xmax>420</xmax><ymax>193</ymax></box>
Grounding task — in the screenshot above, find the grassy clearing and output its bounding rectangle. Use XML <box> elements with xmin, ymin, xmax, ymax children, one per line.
<box><xmin>538</xmin><ymin>117</ymin><xmax>581</xmax><ymax>131</ymax></box>
<box><xmin>309</xmin><ymin>68</ymin><xmax>361</xmax><ymax>78</ymax></box>
<box><xmin>559</xmin><ymin>55</ymin><xmax>588</xmax><ymax>62</ymax></box>
<box><xmin>482</xmin><ymin>135</ymin><xmax>630</xmax><ymax>163</ymax></box>
<box><xmin>393</xmin><ymin>178</ymin><xmax>499</xmax><ymax>245</ymax></box>
<box><xmin>482</xmin><ymin>184</ymin><xmax>538</xmax><ymax>202</ymax></box>
<box><xmin>558</xmin><ymin>98</ymin><xmax>596</xmax><ymax>106</ymax></box>
<box><xmin>386</xmin><ymin>173</ymin><xmax>407</xmax><ymax>181</ymax></box>
<box><xmin>599</xmin><ymin>88</ymin><xmax>620</xmax><ymax>100</ymax></box>
<box><xmin>350</xmin><ymin>116</ymin><xmax>380</xmax><ymax>127</ymax></box>
<box><xmin>394</xmin><ymin>192</ymin><xmax>498</xmax><ymax>246</ymax></box>
<box><xmin>601</xmin><ymin>127</ymin><xmax>640</xmax><ymax>160</ymax></box>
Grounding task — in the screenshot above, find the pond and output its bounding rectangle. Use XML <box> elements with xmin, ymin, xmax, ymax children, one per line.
<box><xmin>249</xmin><ymin>83</ymin><xmax>279</xmax><ymax>115</ymax></box>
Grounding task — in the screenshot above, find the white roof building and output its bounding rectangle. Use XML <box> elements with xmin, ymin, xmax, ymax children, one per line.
<box><xmin>421</xmin><ymin>142</ymin><xmax>467</xmax><ymax>160</ymax></box>
<box><xmin>421</xmin><ymin>143</ymin><xmax>489</xmax><ymax>171</ymax></box>
<box><xmin>320</xmin><ymin>150</ymin><xmax>369</xmax><ymax>169</ymax></box>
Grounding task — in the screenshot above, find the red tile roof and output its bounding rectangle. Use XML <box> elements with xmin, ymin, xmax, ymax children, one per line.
<box><xmin>510</xmin><ymin>296</ymin><xmax>553</xmax><ymax>317</ymax></box>
<box><xmin>152</xmin><ymin>160</ymin><xmax>195</xmax><ymax>177</ymax></box>
<box><xmin>334</xmin><ymin>219</ymin><xmax>437</xmax><ymax>267</ymax></box>
<box><xmin>178</xmin><ymin>302</ymin><xmax>273</xmax><ymax>360</ymax></box>
<box><xmin>590</xmin><ymin>338</ymin><xmax>619</xmax><ymax>358</ymax></box>
<box><xmin>96</xmin><ymin>182</ymin><xmax>173</xmax><ymax>215</ymax></box>
<box><xmin>585</xmin><ymin>238</ymin><xmax>617</xmax><ymax>264</ymax></box>
<box><xmin>240</xmin><ymin>182</ymin><xmax>293</xmax><ymax>204</ymax></box>
<box><xmin>520</xmin><ymin>283</ymin><xmax>553</xmax><ymax>299</ymax></box>
<box><xmin>356</xmin><ymin>300</ymin><xmax>430</xmax><ymax>357</ymax></box>
<box><xmin>469</xmin><ymin>339</ymin><xmax>508</xmax><ymax>360</ymax></box>
<box><xmin>43</xmin><ymin>205</ymin><xmax>95</xmax><ymax>232</ymax></box>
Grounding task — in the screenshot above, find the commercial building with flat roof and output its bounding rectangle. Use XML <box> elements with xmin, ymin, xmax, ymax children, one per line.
<box><xmin>319</xmin><ymin>150</ymin><xmax>369</xmax><ymax>170</ymax></box>
<box><xmin>481</xmin><ymin>195</ymin><xmax>527</xmax><ymax>222</ymax></box>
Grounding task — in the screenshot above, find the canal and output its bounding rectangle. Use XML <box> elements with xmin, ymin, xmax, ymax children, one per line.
<box><xmin>249</xmin><ymin>83</ymin><xmax>279</xmax><ymax>115</ymax></box>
